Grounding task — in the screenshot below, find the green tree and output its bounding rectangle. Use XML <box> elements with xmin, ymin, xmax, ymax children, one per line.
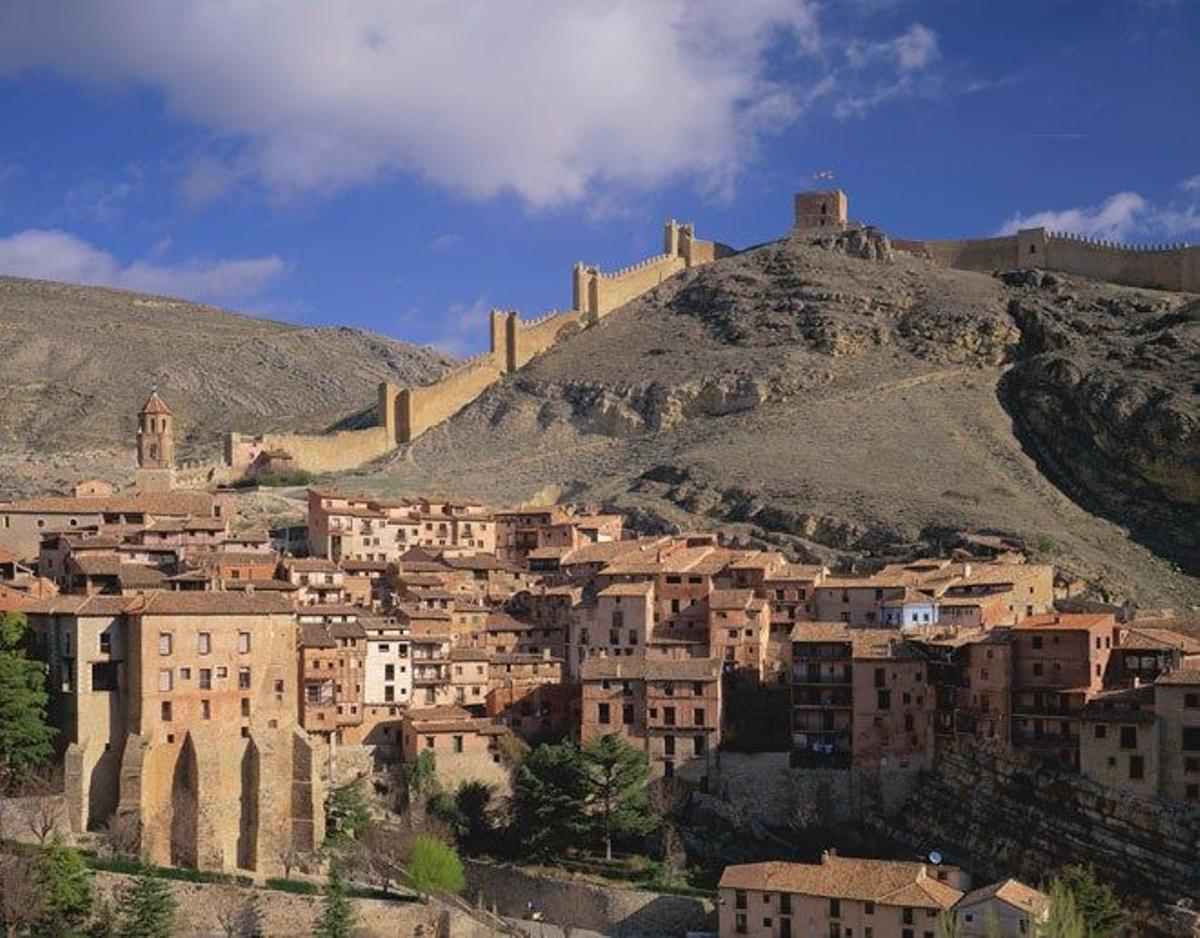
<box><xmin>0</xmin><ymin>613</ymin><xmax>54</xmax><ymax>786</ymax></box>
<box><xmin>512</xmin><ymin>743</ymin><xmax>589</xmax><ymax>860</ymax></box>
<box><xmin>119</xmin><ymin>870</ymin><xmax>177</xmax><ymax>938</ymax></box>
<box><xmin>935</xmin><ymin>909</ymin><xmax>960</xmax><ymax>938</ymax></box>
<box><xmin>1054</xmin><ymin>865</ymin><xmax>1126</xmax><ymax>937</ymax></box>
<box><xmin>314</xmin><ymin>864</ymin><xmax>356</xmax><ymax>938</ymax></box>
<box><xmin>454</xmin><ymin>781</ymin><xmax>493</xmax><ymax>853</ymax></box>
<box><xmin>85</xmin><ymin>897</ymin><xmax>118</xmax><ymax>938</ymax></box>
<box><xmin>34</xmin><ymin>834</ymin><xmax>93</xmax><ymax>937</ymax></box>
<box><xmin>326</xmin><ymin>780</ymin><xmax>371</xmax><ymax>843</ymax></box>
<box><xmin>406</xmin><ymin>835</ymin><xmax>465</xmax><ymax>899</ymax></box>
<box><xmin>581</xmin><ymin>734</ymin><xmax>654</xmax><ymax>860</ymax></box>
<box><xmin>1038</xmin><ymin>878</ymin><xmax>1087</xmax><ymax>938</ymax></box>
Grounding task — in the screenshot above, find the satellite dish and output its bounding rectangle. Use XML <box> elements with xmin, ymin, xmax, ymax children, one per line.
<box><xmin>928</xmin><ymin>850</ymin><xmax>943</xmax><ymax>865</ymax></box>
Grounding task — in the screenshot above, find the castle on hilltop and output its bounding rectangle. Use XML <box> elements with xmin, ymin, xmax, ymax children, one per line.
<box><xmin>222</xmin><ymin>188</ymin><xmax>1199</xmax><ymax>479</ymax></box>
<box><xmin>796</xmin><ymin>188</ymin><xmax>1199</xmax><ymax>293</ymax></box>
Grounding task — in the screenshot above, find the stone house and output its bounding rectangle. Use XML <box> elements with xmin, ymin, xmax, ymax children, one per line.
<box><xmin>280</xmin><ymin>557</ymin><xmax>345</xmax><ymax>606</ymax></box>
<box><xmin>579</xmin><ymin>657</ymin><xmax>721</xmax><ymax>785</ymax></box>
<box><xmin>1009</xmin><ymin>613</ymin><xmax>1115</xmax><ymax>770</ymax></box>
<box><xmin>27</xmin><ymin>591</ymin><xmax>321</xmax><ymax>873</ymax></box>
<box><xmin>359</xmin><ymin>615</ymin><xmax>413</xmax><ymax>709</ymax></box>
<box><xmin>954</xmin><ymin>879</ymin><xmax>1051</xmax><ymax>937</ymax></box>
<box><xmin>298</xmin><ymin>621</ymin><xmax>366</xmax><ymax>741</ymax></box>
<box><xmin>1153</xmin><ymin>668</ymin><xmax>1200</xmax><ymax>805</ymax></box>
<box><xmin>1078</xmin><ymin>683</ymin><xmax>1159</xmax><ymax>799</ymax></box>
<box><xmin>707</xmin><ymin>588</ymin><xmax>770</xmax><ymax>679</ymax></box>
<box><xmin>717</xmin><ymin>853</ymin><xmax>965</xmax><ymax>938</ymax></box>
<box><xmin>398</xmin><ymin>705</ymin><xmax>512</xmax><ymax>792</ymax></box>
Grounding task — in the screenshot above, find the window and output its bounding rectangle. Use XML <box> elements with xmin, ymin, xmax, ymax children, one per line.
<box><xmin>91</xmin><ymin>662</ymin><xmax>118</xmax><ymax>691</ymax></box>
<box><xmin>180</xmin><ymin>667</ymin><xmax>191</xmax><ymax>681</ymax></box>
<box><xmin>158</xmin><ymin>633</ymin><xmax>172</xmax><ymax>656</ymax></box>
<box><xmin>780</xmin><ymin>893</ymin><xmax>791</xmax><ymax>914</ymax></box>
<box><xmin>201</xmin><ymin>699</ymin><xmax>211</xmax><ymax>720</ymax></box>
<box><xmin>238</xmin><ymin>667</ymin><xmax>251</xmax><ymax>689</ymax></box>
<box><xmin>623</xmin><ymin>704</ymin><xmax>634</xmax><ymax>725</ymax></box>
<box><xmin>453</xmin><ymin>735</ymin><xmax>464</xmax><ymax>753</ymax></box>
<box><xmin>158</xmin><ymin>669</ymin><xmax>172</xmax><ymax>692</ymax></box>
<box><xmin>1032</xmin><ymin>636</ymin><xmax>1043</xmax><ymax>649</ymax></box>
<box><xmin>1033</xmin><ymin>663</ymin><xmax>1044</xmax><ymax>676</ymax></box>
<box><xmin>241</xmin><ymin>698</ymin><xmax>250</xmax><ymax>717</ymax></box>
<box><xmin>1129</xmin><ymin>755</ymin><xmax>1144</xmax><ymax>780</ymax></box>
<box><xmin>1095</xmin><ymin>724</ymin><xmax>1107</xmax><ymax>739</ymax></box>
<box><xmin>384</xmin><ymin>685</ymin><xmax>395</xmax><ymax>702</ymax></box>
<box><xmin>734</xmin><ymin>913</ymin><xmax>747</xmax><ymax>934</ymax></box>
<box><xmin>161</xmin><ymin>701</ymin><xmax>172</xmax><ymax>721</ymax></box>
<box><xmin>664</xmin><ymin>707</ymin><xmax>676</xmax><ymax>726</ymax></box>
<box><xmin>199</xmin><ymin>668</ymin><xmax>212</xmax><ymax>690</ymax></box>
<box><xmin>385</xmin><ymin>664</ymin><xmax>395</xmax><ymax>680</ymax></box>
<box><xmin>1119</xmin><ymin>725</ymin><xmax>1138</xmax><ymax>750</ymax></box>
<box><xmin>877</xmin><ymin>690</ymin><xmax>891</xmax><ymax>711</ymax></box>
<box><xmin>99</xmin><ymin>631</ymin><xmax>112</xmax><ymax>655</ymax></box>
<box><xmin>694</xmin><ymin>708</ymin><xmax>706</xmax><ymax>726</ymax></box>
<box><xmin>830</xmin><ymin>898</ymin><xmax>841</xmax><ymax>918</ymax></box>
<box><xmin>735</xmin><ymin>890</ymin><xmax>747</xmax><ymax>910</ymax></box>
<box><xmin>198</xmin><ymin>632</ymin><xmax>211</xmax><ymax>655</ymax></box>
<box><xmin>598</xmin><ymin>703</ymin><xmax>611</xmax><ymax>724</ymax></box>
<box><xmin>903</xmin><ymin>907</ymin><xmax>914</xmax><ymax>925</ymax></box>
<box><xmin>693</xmin><ymin>736</ymin><xmax>705</xmax><ymax>756</ymax></box>
<box><xmin>865</xmin><ymin>901</ymin><xmax>875</xmax><ymax>915</ymax></box>
<box><xmin>1182</xmin><ymin>727</ymin><xmax>1200</xmax><ymax>752</ymax></box>
<box><xmin>664</xmin><ymin>736</ymin><xmax>676</xmax><ymax>756</ymax></box>
<box><xmin>1185</xmin><ymin>693</ymin><xmax>1199</xmax><ymax>709</ymax></box>
<box><xmin>238</xmin><ymin>632</ymin><xmax>251</xmax><ymax>654</ymax></box>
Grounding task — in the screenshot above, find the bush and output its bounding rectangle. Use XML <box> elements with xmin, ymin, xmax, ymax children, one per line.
<box><xmin>263</xmin><ymin>877</ymin><xmax>320</xmax><ymax>895</ymax></box>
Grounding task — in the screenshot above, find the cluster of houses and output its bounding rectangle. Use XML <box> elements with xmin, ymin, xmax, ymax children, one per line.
<box><xmin>0</xmin><ymin>396</ymin><xmax>1195</xmax><ymax>930</ymax></box>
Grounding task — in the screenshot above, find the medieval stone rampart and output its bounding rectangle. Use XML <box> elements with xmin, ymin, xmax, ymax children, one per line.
<box><xmin>224</xmin><ymin>218</ymin><xmax>727</xmax><ymax>473</ymax></box>
<box><xmin>873</xmin><ymin>743</ymin><xmax>1199</xmax><ymax>934</ymax></box>
<box><xmin>895</xmin><ymin>228</ymin><xmax>1199</xmax><ymax>292</ymax></box>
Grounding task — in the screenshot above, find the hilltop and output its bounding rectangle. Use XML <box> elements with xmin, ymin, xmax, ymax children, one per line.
<box><xmin>0</xmin><ymin>275</ymin><xmax>452</xmax><ymax>496</ymax></box>
<box><xmin>356</xmin><ymin>230</ymin><xmax>1199</xmax><ymax>607</ymax></box>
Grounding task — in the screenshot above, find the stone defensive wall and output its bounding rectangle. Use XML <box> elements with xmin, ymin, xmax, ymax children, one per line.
<box><xmin>224</xmin><ymin>219</ymin><xmax>728</xmax><ymax>476</ymax></box>
<box><xmin>894</xmin><ymin>226</ymin><xmax>1199</xmax><ymax>292</ymax></box>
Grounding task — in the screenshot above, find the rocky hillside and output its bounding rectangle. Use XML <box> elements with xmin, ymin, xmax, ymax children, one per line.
<box><xmin>0</xmin><ymin>276</ymin><xmax>452</xmax><ymax>496</ymax></box>
<box><xmin>357</xmin><ymin>229</ymin><xmax>1198</xmax><ymax>607</ymax></box>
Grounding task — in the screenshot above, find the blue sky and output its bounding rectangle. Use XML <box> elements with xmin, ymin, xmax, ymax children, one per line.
<box><xmin>0</xmin><ymin>1</ymin><xmax>1197</xmax><ymax>357</ymax></box>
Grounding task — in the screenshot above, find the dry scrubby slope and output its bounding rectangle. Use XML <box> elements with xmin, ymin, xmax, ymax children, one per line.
<box><xmin>364</xmin><ymin>230</ymin><xmax>1199</xmax><ymax>607</ymax></box>
<box><xmin>0</xmin><ymin>276</ymin><xmax>452</xmax><ymax>492</ymax></box>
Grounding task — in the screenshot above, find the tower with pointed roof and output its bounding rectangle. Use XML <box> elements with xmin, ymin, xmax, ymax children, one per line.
<box><xmin>137</xmin><ymin>391</ymin><xmax>174</xmax><ymax>470</ymax></box>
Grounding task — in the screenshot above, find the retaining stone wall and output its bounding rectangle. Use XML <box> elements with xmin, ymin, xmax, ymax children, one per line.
<box><xmin>464</xmin><ymin>859</ymin><xmax>716</xmax><ymax>937</ymax></box>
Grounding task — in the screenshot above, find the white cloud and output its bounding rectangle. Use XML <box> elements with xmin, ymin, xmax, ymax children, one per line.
<box><xmin>0</xmin><ymin>229</ymin><xmax>287</xmax><ymax>300</ymax></box>
<box><xmin>846</xmin><ymin>23</ymin><xmax>939</xmax><ymax>72</ymax></box>
<box><xmin>996</xmin><ymin>177</ymin><xmax>1200</xmax><ymax>242</ymax></box>
<box><xmin>997</xmin><ymin>192</ymin><xmax>1149</xmax><ymax>240</ymax></box>
<box><xmin>428</xmin><ymin>234</ymin><xmax>464</xmax><ymax>253</ymax></box>
<box><xmin>426</xmin><ymin>297</ymin><xmax>493</xmax><ymax>358</ymax></box>
<box><xmin>0</xmin><ymin>3</ymin><xmax>940</xmax><ymax>208</ymax></box>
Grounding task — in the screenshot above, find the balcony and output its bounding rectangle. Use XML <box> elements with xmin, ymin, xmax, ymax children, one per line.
<box><xmin>792</xmin><ymin>689</ymin><xmax>852</xmax><ymax>708</ymax></box>
<box><xmin>791</xmin><ymin>668</ymin><xmax>851</xmax><ymax>685</ymax></box>
<box><xmin>1012</xmin><ymin>729</ymin><xmax>1079</xmax><ymax>748</ymax></box>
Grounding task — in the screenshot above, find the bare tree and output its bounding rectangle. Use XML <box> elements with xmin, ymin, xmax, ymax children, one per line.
<box><xmin>272</xmin><ymin>844</ymin><xmax>309</xmax><ymax>880</ymax></box>
<box><xmin>354</xmin><ymin>821</ymin><xmax>411</xmax><ymax>894</ymax></box>
<box><xmin>18</xmin><ymin>767</ymin><xmax>62</xmax><ymax>846</ymax></box>
<box><xmin>100</xmin><ymin>810</ymin><xmax>142</xmax><ymax>859</ymax></box>
<box><xmin>211</xmin><ymin>885</ymin><xmax>263</xmax><ymax>938</ymax></box>
<box><xmin>0</xmin><ymin>852</ymin><xmax>41</xmax><ymax>937</ymax></box>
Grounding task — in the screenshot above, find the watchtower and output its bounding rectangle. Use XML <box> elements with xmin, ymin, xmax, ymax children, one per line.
<box><xmin>794</xmin><ymin>189</ymin><xmax>848</xmax><ymax>230</ymax></box>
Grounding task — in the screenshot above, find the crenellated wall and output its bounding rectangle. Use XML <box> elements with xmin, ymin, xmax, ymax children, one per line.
<box><xmin>895</xmin><ymin>227</ymin><xmax>1200</xmax><ymax>292</ymax></box>
<box><xmin>225</xmin><ymin>218</ymin><xmax>725</xmax><ymax>473</ymax></box>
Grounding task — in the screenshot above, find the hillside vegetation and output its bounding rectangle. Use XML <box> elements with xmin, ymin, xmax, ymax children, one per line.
<box><xmin>355</xmin><ymin>230</ymin><xmax>1198</xmax><ymax>607</ymax></box>
<box><xmin>0</xmin><ymin>276</ymin><xmax>452</xmax><ymax>495</ymax></box>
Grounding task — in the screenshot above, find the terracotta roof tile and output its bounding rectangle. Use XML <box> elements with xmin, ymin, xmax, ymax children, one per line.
<box><xmin>719</xmin><ymin>856</ymin><xmax>962</xmax><ymax>909</ymax></box>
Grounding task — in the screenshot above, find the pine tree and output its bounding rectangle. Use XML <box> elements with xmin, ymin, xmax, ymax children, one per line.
<box><xmin>314</xmin><ymin>864</ymin><xmax>357</xmax><ymax>938</ymax></box>
<box><xmin>581</xmin><ymin>734</ymin><xmax>654</xmax><ymax>860</ymax></box>
<box><xmin>513</xmin><ymin>743</ymin><xmax>590</xmax><ymax>860</ymax></box>
<box><xmin>406</xmin><ymin>834</ymin><xmax>465</xmax><ymax>899</ymax></box>
<box><xmin>34</xmin><ymin>834</ymin><xmax>94</xmax><ymax>937</ymax></box>
<box><xmin>0</xmin><ymin>613</ymin><xmax>54</xmax><ymax>787</ymax></box>
<box><xmin>1038</xmin><ymin>879</ymin><xmax>1087</xmax><ymax>938</ymax></box>
<box><xmin>1054</xmin><ymin>865</ymin><xmax>1126</xmax><ymax>937</ymax></box>
<box><xmin>119</xmin><ymin>870</ymin><xmax>177</xmax><ymax>938</ymax></box>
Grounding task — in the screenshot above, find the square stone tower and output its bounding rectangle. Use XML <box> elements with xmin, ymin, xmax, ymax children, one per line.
<box><xmin>794</xmin><ymin>189</ymin><xmax>848</xmax><ymax>230</ymax></box>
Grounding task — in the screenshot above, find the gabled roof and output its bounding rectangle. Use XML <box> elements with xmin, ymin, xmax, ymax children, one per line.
<box><xmin>719</xmin><ymin>856</ymin><xmax>962</xmax><ymax>910</ymax></box>
<box><xmin>957</xmin><ymin>878</ymin><xmax>1050</xmax><ymax>916</ymax></box>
